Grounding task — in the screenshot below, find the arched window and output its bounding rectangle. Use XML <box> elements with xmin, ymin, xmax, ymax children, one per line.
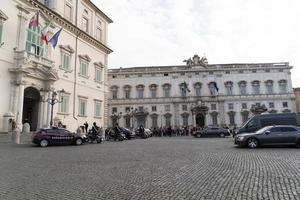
<box><xmin>265</xmin><ymin>80</ymin><xmax>273</xmax><ymax>95</ymax></box>
<box><xmin>123</xmin><ymin>85</ymin><xmax>131</xmax><ymax>99</ymax></box>
<box><xmin>179</xmin><ymin>83</ymin><xmax>188</xmax><ymax>97</ymax></box>
<box><xmin>194</xmin><ymin>82</ymin><xmax>202</xmax><ymax>96</ymax></box>
<box><xmin>110</xmin><ymin>86</ymin><xmax>118</xmax><ymax>99</ymax></box>
<box><xmin>181</xmin><ymin>113</ymin><xmax>189</xmax><ymax>126</ymax></box>
<box><xmin>208</xmin><ymin>82</ymin><xmax>218</xmax><ymax>96</ymax></box>
<box><xmin>225</xmin><ymin>81</ymin><xmax>233</xmax><ymax>95</ymax></box>
<box><xmin>149</xmin><ymin>84</ymin><xmax>158</xmax><ymax>98</ymax></box>
<box><xmin>238</xmin><ymin>81</ymin><xmax>247</xmax><ymax>95</ymax></box>
<box><xmin>26</xmin><ymin>25</ymin><xmax>44</xmax><ymax>56</ymax></box>
<box><xmin>278</xmin><ymin>80</ymin><xmax>288</xmax><ymax>94</ymax></box>
<box><xmin>252</xmin><ymin>80</ymin><xmax>260</xmax><ymax>95</ymax></box>
<box><xmin>162</xmin><ymin>83</ymin><xmax>171</xmax><ymax>97</ymax></box>
<box><xmin>136</xmin><ymin>84</ymin><xmax>145</xmax><ymax>98</ymax></box>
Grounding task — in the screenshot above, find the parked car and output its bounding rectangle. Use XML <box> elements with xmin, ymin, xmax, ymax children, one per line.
<box><xmin>194</xmin><ymin>127</ymin><xmax>230</xmax><ymax>138</ymax></box>
<box><xmin>119</xmin><ymin>127</ymin><xmax>136</xmax><ymax>139</ymax></box>
<box><xmin>234</xmin><ymin>125</ymin><xmax>300</xmax><ymax>148</ymax></box>
<box><xmin>32</xmin><ymin>127</ymin><xmax>85</xmax><ymax>147</ymax></box>
<box><xmin>235</xmin><ymin>112</ymin><xmax>300</xmax><ymax>135</ymax></box>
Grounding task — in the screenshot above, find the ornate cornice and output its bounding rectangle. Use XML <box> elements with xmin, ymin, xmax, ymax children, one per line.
<box><xmin>21</xmin><ymin>0</ymin><xmax>113</xmax><ymax>54</ymax></box>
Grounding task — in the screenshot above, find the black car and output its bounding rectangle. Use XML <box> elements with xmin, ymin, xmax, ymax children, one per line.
<box><xmin>119</xmin><ymin>127</ymin><xmax>136</xmax><ymax>139</ymax></box>
<box><xmin>234</xmin><ymin>125</ymin><xmax>300</xmax><ymax>148</ymax></box>
<box><xmin>32</xmin><ymin>127</ymin><xmax>86</xmax><ymax>147</ymax></box>
<box><xmin>194</xmin><ymin>127</ymin><xmax>230</xmax><ymax>138</ymax></box>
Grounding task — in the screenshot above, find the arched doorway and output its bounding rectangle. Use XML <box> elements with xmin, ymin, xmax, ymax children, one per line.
<box><xmin>196</xmin><ymin>113</ymin><xmax>205</xmax><ymax>127</ymax></box>
<box><xmin>23</xmin><ymin>87</ymin><xmax>40</xmax><ymax>131</ymax></box>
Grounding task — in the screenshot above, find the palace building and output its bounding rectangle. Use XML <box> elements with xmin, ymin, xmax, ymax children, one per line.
<box><xmin>108</xmin><ymin>55</ymin><xmax>296</xmax><ymax>129</ymax></box>
<box><xmin>0</xmin><ymin>0</ymin><xmax>112</xmax><ymax>132</ymax></box>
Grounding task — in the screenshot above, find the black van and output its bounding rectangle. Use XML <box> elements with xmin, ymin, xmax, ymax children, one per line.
<box><xmin>235</xmin><ymin>112</ymin><xmax>300</xmax><ymax>135</ymax></box>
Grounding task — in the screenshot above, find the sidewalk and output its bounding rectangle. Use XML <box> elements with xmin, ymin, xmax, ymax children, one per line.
<box><xmin>0</xmin><ymin>133</ymin><xmax>32</xmax><ymax>144</ymax></box>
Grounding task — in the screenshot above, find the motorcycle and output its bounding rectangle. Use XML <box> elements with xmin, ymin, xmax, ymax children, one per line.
<box><xmin>86</xmin><ymin>129</ymin><xmax>103</xmax><ymax>143</ymax></box>
<box><xmin>106</xmin><ymin>128</ymin><xmax>127</xmax><ymax>141</ymax></box>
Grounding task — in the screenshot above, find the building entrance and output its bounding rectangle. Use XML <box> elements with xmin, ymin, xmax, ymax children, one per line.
<box><xmin>22</xmin><ymin>87</ymin><xmax>40</xmax><ymax>131</ymax></box>
<box><xmin>196</xmin><ymin>113</ymin><xmax>205</xmax><ymax>127</ymax></box>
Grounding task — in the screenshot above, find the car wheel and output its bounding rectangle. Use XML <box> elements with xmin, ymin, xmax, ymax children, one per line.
<box><xmin>220</xmin><ymin>133</ymin><xmax>225</xmax><ymax>138</ymax></box>
<box><xmin>247</xmin><ymin>138</ymin><xmax>258</xmax><ymax>149</ymax></box>
<box><xmin>40</xmin><ymin>139</ymin><xmax>48</xmax><ymax>147</ymax></box>
<box><xmin>197</xmin><ymin>134</ymin><xmax>201</xmax><ymax>138</ymax></box>
<box><xmin>75</xmin><ymin>138</ymin><xmax>83</xmax><ymax>145</ymax></box>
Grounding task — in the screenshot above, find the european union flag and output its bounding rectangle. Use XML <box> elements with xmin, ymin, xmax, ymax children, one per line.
<box><xmin>49</xmin><ymin>28</ymin><xmax>63</xmax><ymax>49</ymax></box>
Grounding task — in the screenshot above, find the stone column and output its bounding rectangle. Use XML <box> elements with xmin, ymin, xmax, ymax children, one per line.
<box><xmin>46</xmin><ymin>91</ymin><xmax>52</xmax><ymax>128</ymax></box>
<box><xmin>16</xmin><ymin>84</ymin><xmax>25</xmax><ymax>125</ymax></box>
<box><xmin>37</xmin><ymin>99</ymin><xmax>44</xmax><ymax>129</ymax></box>
<box><xmin>192</xmin><ymin>113</ymin><xmax>196</xmax><ymax>127</ymax></box>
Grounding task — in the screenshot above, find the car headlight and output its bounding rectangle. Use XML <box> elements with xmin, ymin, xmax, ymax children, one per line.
<box><xmin>237</xmin><ymin>136</ymin><xmax>244</xmax><ymax>141</ymax></box>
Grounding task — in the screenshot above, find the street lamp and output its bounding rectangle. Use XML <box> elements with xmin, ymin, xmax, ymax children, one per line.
<box><xmin>41</xmin><ymin>88</ymin><xmax>65</xmax><ymax>127</ymax></box>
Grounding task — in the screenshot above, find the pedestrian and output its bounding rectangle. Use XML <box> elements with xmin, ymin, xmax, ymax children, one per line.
<box><xmin>84</xmin><ymin>121</ymin><xmax>89</xmax><ymax>133</ymax></box>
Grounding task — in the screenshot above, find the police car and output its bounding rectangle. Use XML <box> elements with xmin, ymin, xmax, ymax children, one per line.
<box><xmin>32</xmin><ymin>127</ymin><xmax>86</xmax><ymax>147</ymax></box>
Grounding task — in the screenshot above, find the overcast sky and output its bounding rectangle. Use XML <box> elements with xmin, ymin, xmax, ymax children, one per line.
<box><xmin>92</xmin><ymin>0</ymin><xmax>300</xmax><ymax>87</ymax></box>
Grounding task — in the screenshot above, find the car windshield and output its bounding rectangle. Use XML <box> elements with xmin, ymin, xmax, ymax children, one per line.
<box><xmin>255</xmin><ymin>126</ymin><xmax>270</xmax><ymax>134</ymax></box>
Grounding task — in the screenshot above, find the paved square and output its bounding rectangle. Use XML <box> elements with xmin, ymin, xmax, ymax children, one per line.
<box><xmin>1</xmin><ymin>135</ymin><xmax>300</xmax><ymax>200</ymax></box>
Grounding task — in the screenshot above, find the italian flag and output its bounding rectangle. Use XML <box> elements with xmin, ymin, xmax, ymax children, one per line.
<box><xmin>41</xmin><ymin>23</ymin><xmax>51</xmax><ymax>45</ymax></box>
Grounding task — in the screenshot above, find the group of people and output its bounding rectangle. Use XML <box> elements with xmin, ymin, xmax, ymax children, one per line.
<box><xmin>151</xmin><ymin>126</ymin><xmax>191</xmax><ymax>137</ymax></box>
<box><xmin>81</xmin><ymin>121</ymin><xmax>103</xmax><ymax>135</ymax></box>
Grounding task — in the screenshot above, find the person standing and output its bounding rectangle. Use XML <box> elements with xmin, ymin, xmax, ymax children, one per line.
<box><xmin>84</xmin><ymin>121</ymin><xmax>89</xmax><ymax>133</ymax></box>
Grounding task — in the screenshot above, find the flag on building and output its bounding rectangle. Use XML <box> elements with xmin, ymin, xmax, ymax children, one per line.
<box><xmin>182</xmin><ymin>81</ymin><xmax>191</xmax><ymax>93</ymax></box>
<box><xmin>29</xmin><ymin>12</ymin><xmax>39</xmax><ymax>28</ymax></box>
<box><xmin>49</xmin><ymin>28</ymin><xmax>63</xmax><ymax>49</ymax></box>
<box><xmin>41</xmin><ymin>23</ymin><xmax>51</xmax><ymax>45</ymax></box>
<box><xmin>213</xmin><ymin>82</ymin><xmax>219</xmax><ymax>92</ymax></box>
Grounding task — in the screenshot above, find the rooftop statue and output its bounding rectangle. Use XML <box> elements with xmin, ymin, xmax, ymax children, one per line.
<box><xmin>183</xmin><ymin>54</ymin><xmax>208</xmax><ymax>67</ymax></box>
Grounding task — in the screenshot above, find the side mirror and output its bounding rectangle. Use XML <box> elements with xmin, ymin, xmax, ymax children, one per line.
<box><xmin>265</xmin><ymin>130</ymin><xmax>271</xmax><ymax>135</ymax></box>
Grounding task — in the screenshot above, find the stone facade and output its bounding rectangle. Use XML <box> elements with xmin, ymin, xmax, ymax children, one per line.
<box><xmin>108</xmin><ymin>55</ymin><xmax>296</xmax><ymax>129</ymax></box>
<box><xmin>0</xmin><ymin>0</ymin><xmax>112</xmax><ymax>133</ymax></box>
<box><xmin>294</xmin><ymin>87</ymin><xmax>300</xmax><ymax>113</ymax></box>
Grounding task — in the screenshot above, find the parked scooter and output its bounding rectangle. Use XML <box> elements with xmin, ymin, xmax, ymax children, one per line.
<box><xmin>86</xmin><ymin>129</ymin><xmax>102</xmax><ymax>143</ymax></box>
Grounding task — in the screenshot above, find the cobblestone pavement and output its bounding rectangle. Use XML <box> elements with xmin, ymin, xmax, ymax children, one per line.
<box><xmin>1</xmin><ymin>134</ymin><xmax>300</xmax><ymax>200</ymax></box>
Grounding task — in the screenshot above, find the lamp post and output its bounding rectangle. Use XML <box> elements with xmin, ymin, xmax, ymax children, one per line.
<box><xmin>41</xmin><ymin>89</ymin><xmax>65</xmax><ymax>127</ymax></box>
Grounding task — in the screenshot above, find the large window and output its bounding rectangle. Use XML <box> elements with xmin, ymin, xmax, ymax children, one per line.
<box><xmin>79</xmin><ymin>98</ymin><xmax>87</xmax><ymax>116</ymax></box>
<box><xmin>211</xmin><ymin>112</ymin><xmax>218</xmax><ymax>126</ymax></box>
<box><xmin>238</xmin><ymin>81</ymin><xmax>247</xmax><ymax>95</ymax></box>
<box><xmin>241</xmin><ymin>111</ymin><xmax>249</xmax><ymax>123</ymax></box>
<box><xmin>228</xmin><ymin>111</ymin><xmax>235</xmax><ymax>125</ymax></box>
<box><xmin>252</xmin><ymin>81</ymin><xmax>260</xmax><ymax>95</ymax></box>
<box><xmin>225</xmin><ymin>81</ymin><xmax>233</xmax><ymax>95</ymax></box>
<box><xmin>265</xmin><ymin>80</ymin><xmax>273</xmax><ymax>95</ymax></box>
<box><xmin>165</xmin><ymin>114</ymin><xmax>172</xmax><ymax>127</ymax></box>
<box><xmin>151</xmin><ymin>115</ymin><xmax>158</xmax><ymax>128</ymax></box>
<box><xmin>123</xmin><ymin>85</ymin><xmax>131</xmax><ymax>99</ymax></box>
<box><xmin>208</xmin><ymin>82</ymin><xmax>218</xmax><ymax>96</ymax></box>
<box><xmin>64</xmin><ymin>3</ymin><xmax>72</xmax><ymax>21</ymax></box>
<box><xmin>59</xmin><ymin>95</ymin><xmax>69</xmax><ymax>114</ymax></box>
<box><xmin>61</xmin><ymin>53</ymin><xmax>71</xmax><ymax>70</ymax></box>
<box><xmin>82</xmin><ymin>17</ymin><xmax>89</xmax><ymax>33</ymax></box>
<box><xmin>279</xmin><ymin>80</ymin><xmax>288</xmax><ymax>94</ymax></box>
<box><xmin>95</xmin><ymin>67</ymin><xmax>102</xmax><ymax>82</ymax></box>
<box><xmin>163</xmin><ymin>84</ymin><xmax>171</xmax><ymax>97</ymax></box>
<box><xmin>182</xmin><ymin>114</ymin><xmax>189</xmax><ymax>126</ymax></box>
<box><xmin>111</xmin><ymin>86</ymin><xmax>118</xmax><ymax>99</ymax></box>
<box><xmin>194</xmin><ymin>82</ymin><xmax>202</xmax><ymax>96</ymax></box>
<box><xmin>136</xmin><ymin>85</ymin><xmax>144</xmax><ymax>98</ymax></box>
<box><xmin>26</xmin><ymin>26</ymin><xmax>44</xmax><ymax>56</ymax></box>
<box><xmin>80</xmin><ymin>61</ymin><xmax>88</xmax><ymax>77</ymax></box>
<box><xmin>95</xmin><ymin>20</ymin><xmax>102</xmax><ymax>41</ymax></box>
<box><xmin>149</xmin><ymin>84</ymin><xmax>157</xmax><ymax>98</ymax></box>
<box><xmin>94</xmin><ymin>101</ymin><xmax>102</xmax><ymax>117</ymax></box>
